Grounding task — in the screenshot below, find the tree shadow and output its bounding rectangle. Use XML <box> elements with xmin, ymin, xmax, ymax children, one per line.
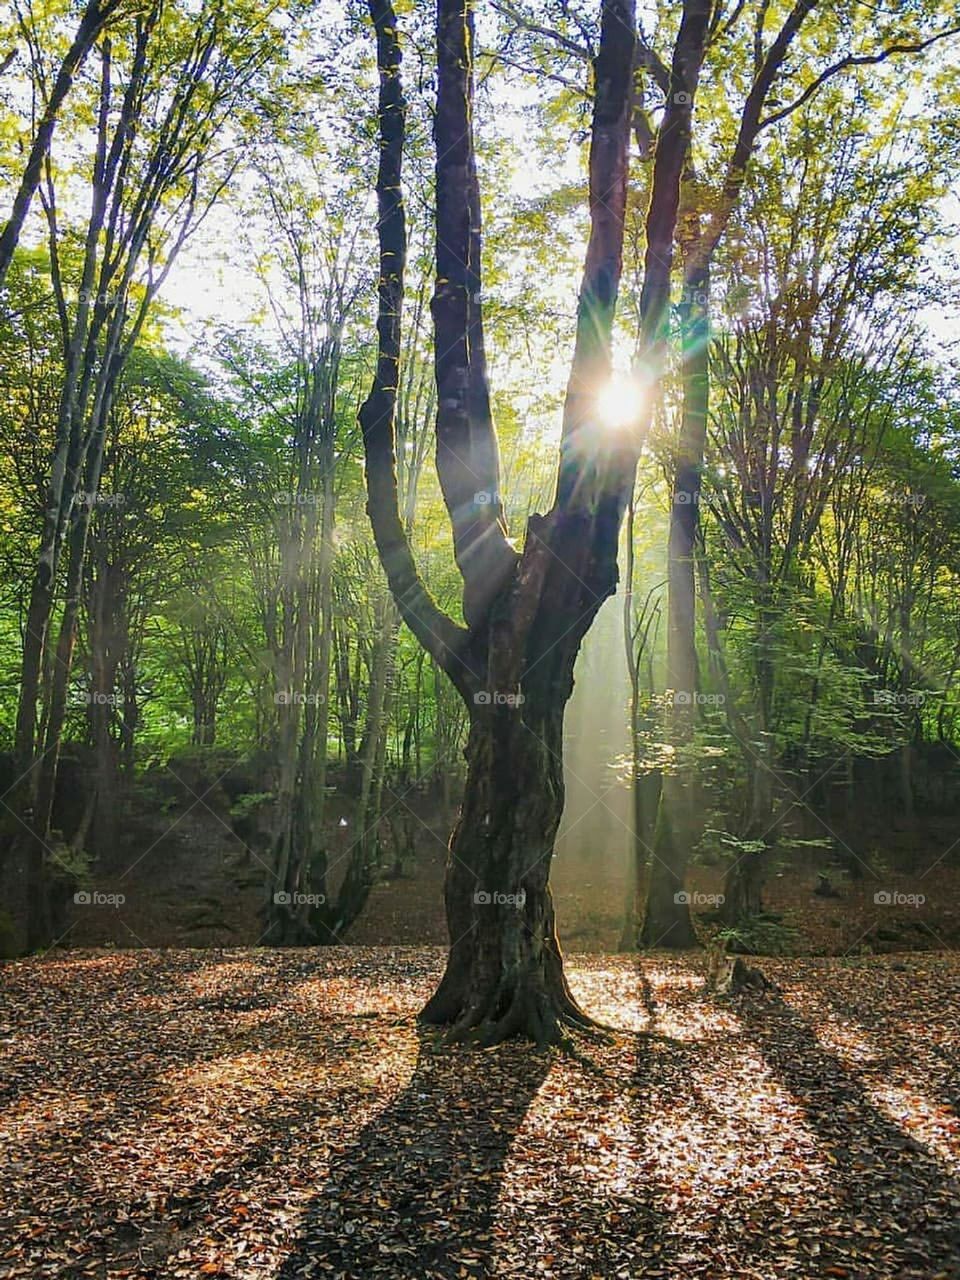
<box><xmin>818</xmin><ymin>974</ymin><xmax>960</xmax><ymax>1124</ymax></box>
<box><xmin>573</xmin><ymin>1011</ymin><xmax>677</xmax><ymax>1274</ymax></box>
<box><xmin>737</xmin><ymin>988</ymin><xmax>960</xmax><ymax>1275</ymax></box>
<box><xmin>0</xmin><ymin>950</ymin><xmax>393</xmax><ymax>1274</ymax></box>
<box><xmin>276</xmin><ymin>1024</ymin><xmax>554</xmax><ymax>1279</ymax></box>
<box><xmin>568</xmin><ymin>960</ymin><xmax>960</xmax><ymax>1279</ymax></box>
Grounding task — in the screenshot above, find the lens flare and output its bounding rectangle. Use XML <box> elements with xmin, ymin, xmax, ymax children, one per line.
<box><xmin>595</xmin><ymin>373</ymin><xmax>645</xmax><ymax>430</ymax></box>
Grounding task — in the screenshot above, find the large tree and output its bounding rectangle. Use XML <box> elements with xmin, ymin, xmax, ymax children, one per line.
<box><xmin>360</xmin><ymin>0</ymin><xmax>710</xmax><ymax>1045</ymax></box>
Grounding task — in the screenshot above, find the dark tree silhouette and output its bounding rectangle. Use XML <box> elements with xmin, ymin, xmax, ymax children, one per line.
<box><xmin>360</xmin><ymin>0</ymin><xmax>710</xmax><ymax>1044</ymax></box>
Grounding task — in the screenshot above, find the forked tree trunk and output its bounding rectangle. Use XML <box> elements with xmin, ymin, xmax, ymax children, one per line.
<box><xmin>360</xmin><ymin>0</ymin><xmax>710</xmax><ymax>1041</ymax></box>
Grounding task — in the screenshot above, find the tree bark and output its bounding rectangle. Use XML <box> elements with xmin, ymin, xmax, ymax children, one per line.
<box><xmin>640</xmin><ymin>261</ymin><xmax>709</xmax><ymax>949</ymax></box>
<box><xmin>421</xmin><ymin>691</ymin><xmax>589</xmax><ymax>1046</ymax></box>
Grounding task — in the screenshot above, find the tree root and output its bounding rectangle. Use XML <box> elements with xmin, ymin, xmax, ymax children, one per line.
<box><xmin>420</xmin><ymin>974</ymin><xmax>612</xmax><ymax>1051</ymax></box>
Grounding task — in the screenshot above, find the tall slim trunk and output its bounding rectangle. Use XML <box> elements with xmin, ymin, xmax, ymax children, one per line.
<box><xmin>0</xmin><ymin>0</ymin><xmax>119</xmax><ymax>289</ymax></box>
<box><xmin>14</xmin><ymin>577</ymin><xmax>54</xmax><ymax>778</ymax></box>
<box><xmin>89</xmin><ymin>552</ymin><xmax>120</xmax><ymax>862</ymax></box>
<box><xmin>267</xmin><ymin>563</ymin><xmax>309</xmax><ymax>942</ymax></box>
<box><xmin>619</xmin><ymin>493</ymin><xmax>660</xmax><ymax>949</ymax></box>
<box><xmin>296</xmin><ymin>445</ymin><xmax>337</xmax><ymax>923</ymax></box>
<box><xmin>23</xmin><ymin>375</ymin><xmax>115</xmax><ymax>946</ymax></box>
<box><xmin>12</xmin><ymin>47</ymin><xmax>116</xmax><ymax>772</ymax></box>
<box><xmin>721</xmin><ymin>577</ymin><xmax>776</xmax><ymax>923</ymax></box>
<box><xmin>640</xmin><ymin>263</ymin><xmax>709</xmax><ymax>949</ymax></box>
<box><xmin>35</xmin><ymin>372</ymin><xmax>116</xmax><ymax>841</ymax></box>
<box><xmin>897</xmin><ymin>593</ymin><xmax>915</xmax><ymax>820</ymax></box>
<box><xmin>312</xmin><ymin>459</ymin><xmax>336</xmax><ymax>829</ymax></box>
<box><xmin>356</xmin><ymin>597</ymin><xmax>396</xmax><ymax>859</ymax></box>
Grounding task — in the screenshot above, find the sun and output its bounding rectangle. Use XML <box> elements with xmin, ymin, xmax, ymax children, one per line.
<box><xmin>595</xmin><ymin>373</ymin><xmax>646</xmax><ymax>431</ymax></box>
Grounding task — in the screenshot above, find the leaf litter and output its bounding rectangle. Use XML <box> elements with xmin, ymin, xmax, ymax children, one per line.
<box><xmin>0</xmin><ymin>947</ymin><xmax>958</xmax><ymax>1278</ymax></box>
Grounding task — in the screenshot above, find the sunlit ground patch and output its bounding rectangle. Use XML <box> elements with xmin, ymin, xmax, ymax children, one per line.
<box><xmin>1</xmin><ymin>948</ymin><xmax>959</xmax><ymax>1278</ymax></box>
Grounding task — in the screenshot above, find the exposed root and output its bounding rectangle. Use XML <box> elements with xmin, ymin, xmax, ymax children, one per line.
<box><xmin>423</xmin><ymin>977</ymin><xmax>614</xmax><ymax>1052</ymax></box>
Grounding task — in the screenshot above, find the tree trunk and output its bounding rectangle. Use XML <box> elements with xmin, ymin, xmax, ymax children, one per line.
<box><xmin>897</xmin><ymin>595</ymin><xmax>915</xmax><ymax>821</ymax></box>
<box><xmin>420</xmin><ymin>694</ymin><xmax>590</xmax><ymax>1047</ymax></box>
<box><xmin>619</xmin><ymin>492</ymin><xmax>660</xmax><ymax>950</ymax></box>
<box><xmin>721</xmin><ymin>850</ymin><xmax>766</xmax><ymax>923</ymax></box>
<box><xmin>640</xmin><ymin>773</ymin><xmax>697</xmax><ymax>947</ymax></box>
<box><xmin>89</xmin><ymin>553</ymin><xmax>120</xmax><ymax>862</ymax></box>
<box><xmin>720</xmin><ymin>585</ymin><xmax>776</xmax><ymax>925</ymax></box>
<box><xmin>640</xmin><ymin>261</ymin><xmax>710</xmax><ymax>950</ymax></box>
<box><xmin>0</xmin><ymin>0</ymin><xmax>118</xmax><ymax>290</ymax></box>
<box><xmin>310</xmin><ymin>594</ymin><xmax>397</xmax><ymax>944</ymax></box>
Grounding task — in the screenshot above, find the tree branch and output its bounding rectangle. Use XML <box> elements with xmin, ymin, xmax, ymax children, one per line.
<box><xmin>0</xmin><ymin>0</ymin><xmax>123</xmax><ymax>293</ymax></box>
<box><xmin>433</xmin><ymin>0</ymin><xmax>517</xmax><ymax>626</ymax></box>
<box><xmin>684</xmin><ymin>0</ymin><xmax>817</xmax><ymax>283</ymax></box>
<box><xmin>636</xmin><ymin>0</ymin><xmax>713</xmax><ymax>361</ymax></box>
<box><xmin>360</xmin><ymin>0</ymin><xmax>471</xmax><ymax>688</ymax></box>
<box><xmin>489</xmin><ymin>0</ymin><xmax>591</xmax><ymax>60</ymax></box>
<box><xmin>636</xmin><ymin>28</ymin><xmax>671</xmax><ymax>97</ymax></box>
<box><xmin>760</xmin><ymin>26</ymin><xmax>960</xmax><ymax>128</ymax></box>
<box><xmin>558</xmin><ymin>0</ymin><xmax>636</xmax><ymax>474</ymax></box>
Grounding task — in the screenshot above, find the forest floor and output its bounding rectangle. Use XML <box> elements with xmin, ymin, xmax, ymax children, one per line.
<box><xmin>1</xmin><ymin>948</ymin><xmax>959</xmax><ymax>1279</ymax></box>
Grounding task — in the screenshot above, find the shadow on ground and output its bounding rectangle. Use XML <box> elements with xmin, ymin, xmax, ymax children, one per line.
<box><xmin>277</xmin><ymin>1024</ymin><xmax>552</xmax><ymax>1278</ymax></box>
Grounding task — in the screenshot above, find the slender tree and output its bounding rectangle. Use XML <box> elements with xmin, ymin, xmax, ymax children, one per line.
<box><xmin>0</xmin><ymin>0</ymin><xmax>124</xmax><ymax>291</ymax></box>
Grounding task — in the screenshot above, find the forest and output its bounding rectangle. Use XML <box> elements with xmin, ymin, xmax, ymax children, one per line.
<box><xmin>1</xmin><ymin>0</ymin><xmax>960</xmax><ymax>1276</ymax></box>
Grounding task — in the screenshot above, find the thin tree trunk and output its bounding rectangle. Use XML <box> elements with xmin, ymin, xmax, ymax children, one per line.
<box><xmin>720</xmin><ymin>578</ymin><xmax>776</xmax><ymax>924</ymax></box>
<box><xmin>641</xmin><ymin>263</ymin><xmax>710</xmax><ymax>949</ymax></box>
<box><xmin>0</xmin><ymin>0</ymin><xmax>119</xmax><ymax>289</ymax></box>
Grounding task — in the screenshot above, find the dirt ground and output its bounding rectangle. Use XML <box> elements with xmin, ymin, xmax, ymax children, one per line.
<box><xmin>1</xmin><ymin>947</ymin><xmax>958</xmax><ymax>1278</ymax></box>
